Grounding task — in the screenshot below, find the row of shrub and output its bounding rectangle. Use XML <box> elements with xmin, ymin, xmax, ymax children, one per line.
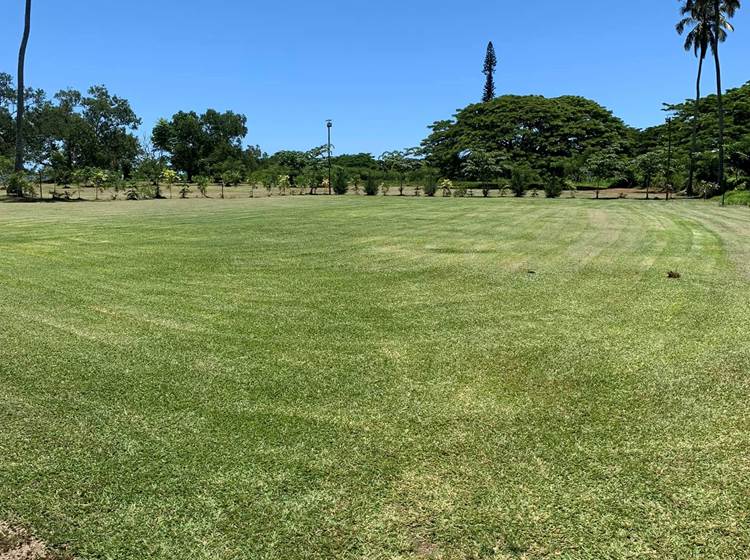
<box><xmin>6</xmin><ymin>164</ymin><xmax>731</xmax><ymax>202</ymax></box>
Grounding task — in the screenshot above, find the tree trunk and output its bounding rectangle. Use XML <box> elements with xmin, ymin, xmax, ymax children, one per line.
<box><xmin>13</xmin><ymin>0</ymin><xmax>32</xmax><ymax>195</ymax></box>
<box><xmin>687</xmin><ymin>54</ymin><xmax>705</xmax><ymax>198</ymax></box>
<box><xmin>714</xmin><ymin>0</ymin><xmax>726</xmax><ymax>199</ymax></box>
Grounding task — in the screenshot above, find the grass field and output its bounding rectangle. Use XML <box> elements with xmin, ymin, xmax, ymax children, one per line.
<box><xmin>1</xmin><ymin>197</ymin><xmax>750</xmax><ymax>559</ymax></box>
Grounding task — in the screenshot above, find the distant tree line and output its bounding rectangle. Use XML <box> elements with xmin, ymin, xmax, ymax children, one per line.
<box><xmin>3</xmin><ymin>71</ymin><xmax>749</xmax><ymax>201</ymax></box>
<box><xmin>3</xmin><ymin>0</ymin><xmax>745</xmax><ymax>201</ymax></box>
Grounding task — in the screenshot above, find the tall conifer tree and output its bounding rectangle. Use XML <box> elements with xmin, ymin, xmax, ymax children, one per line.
<box><xmin>482</xmin><ymin>42</ymin><xmax>497</xmax><ymax>103</ymax></box>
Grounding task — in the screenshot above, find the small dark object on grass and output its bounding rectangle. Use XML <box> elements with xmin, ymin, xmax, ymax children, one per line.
<box><xmin>667</xmin><ymin>271</ymin><xmax>681</xmax><ymax>279</ymax></box>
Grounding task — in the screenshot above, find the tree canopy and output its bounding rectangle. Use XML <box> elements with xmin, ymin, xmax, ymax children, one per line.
<box><xmin>152</xmin><ymin>109</ymin><xmax>254</xmax><ymax>180</ymax></box>
<box><xmin>421</xmin><ymin>95</ymin><xmax>635</xmax><ymax>180</ymax></box>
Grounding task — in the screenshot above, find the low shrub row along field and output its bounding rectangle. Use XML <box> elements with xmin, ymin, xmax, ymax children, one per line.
<box><xmin>1</xmin><ymin>197</ymin><xmax>750</xmax><ymax>559</ymax></box>
<box><xmin>5</xmin><ymin>181</ymin><xmax>681</xmax><ymax>202</ymax></box>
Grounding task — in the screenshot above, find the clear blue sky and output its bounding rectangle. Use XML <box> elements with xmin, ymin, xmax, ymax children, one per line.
<box><xmin>1</xmin><ymin>0</ymin><xmax>749</xmax><ymax>156</ymax></box>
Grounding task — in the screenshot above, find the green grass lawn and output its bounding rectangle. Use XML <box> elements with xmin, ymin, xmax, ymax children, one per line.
<box><xmin>1</xmin><ymin>197</ymin><xmax>750</xmax><ymax>559</ymax></box>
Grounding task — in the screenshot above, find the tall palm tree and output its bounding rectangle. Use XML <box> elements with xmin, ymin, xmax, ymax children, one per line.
<box><xmin>677</xmin><ymin>0</ymin><xmax>737</xmax><ymax>196</ymax></box>
<box><xmin>13</xmin><ymin>0</ymin><xmax>32</xmax><ymax>195</ymax></box>
<box><xmin>712</xmin><ymin>0</ymin><xmax>740</xmax><ymax>200</ymax></box>
<box><xmin>677</xmin><ymin>0</ymin><xmax>713</xmax><ymax>196</ymax></box>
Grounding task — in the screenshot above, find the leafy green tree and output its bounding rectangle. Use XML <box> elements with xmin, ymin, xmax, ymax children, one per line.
<box><xmin>91</xmin><ymin>168</ymin><xmax>110</xmax><ymax>200</ymax></box>
<box><xmin>423</xmin><ymin>95</ymin><xmax>634</xmax><ymax>180</ymax></box>
<box><xmin>482</xmin><ymin>41</ymin><xmax>497</xmax><ymax>103</ymax></box>
<box><xmin>633</xmin><ymin>151</ymin><xmax>666</xmax><ymax>198</ymax></box>
<box><xmin>220</xmin><ymin>169</ymin><xmax>243</xmax><ymax>198</ymax></box>
<box><xmin>583</xmin><ymin>150</ymin><xmax>627</xmax><ymax>198</ymax></box>
<box><xmin>152</xmin><ymin>110</ymin><xmax>248</xmax><ymax>181</ymax></box>
<box><xmin>461</xmin><ymin>150</ymin><xmax>502</xmax><ymax>196</ymax></box>
<box><xmin>72</xmin><ymin>167</ymin><xmax>91</xmax><ymax>199</ymax></box>
<box><xmin>640</xmin><ymin>82</ymin><xmax>750</xmax><ymax>188</ymax></box>
<box><xmin>80</xmin><ymin>86</ymin><xmax>141</xmax><ymax>173</ymax></box>
<box><xmin>136</xmin><ymin>154</ymin><xmax>166</xmax><ymax>197</ymax></box>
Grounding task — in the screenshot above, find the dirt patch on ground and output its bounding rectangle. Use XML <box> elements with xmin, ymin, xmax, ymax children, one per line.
<box><xmin>0</xmin><ymin>522</ymin><xmax>70</xmax><ymax>560</ymax></box>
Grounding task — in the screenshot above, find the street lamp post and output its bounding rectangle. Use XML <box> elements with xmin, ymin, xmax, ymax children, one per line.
<box><xmin>326</xmin><ymin>120</ymin><xmax>332</xmax><ymax>195</ymax></box>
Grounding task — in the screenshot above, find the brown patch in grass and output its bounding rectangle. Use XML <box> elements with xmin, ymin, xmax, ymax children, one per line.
<box><xmin>413</xmin><ymin>538</ymin><xmax>439</xmax><ymax>558</ymax></box>
<box><xmin>0</xmin><ymin>522</ymin><xmax>71</xmax><ymax>560</ymax></box>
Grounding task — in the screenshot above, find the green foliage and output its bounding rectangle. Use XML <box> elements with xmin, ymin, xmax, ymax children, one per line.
<box><xmin>0</xmin><ymin>156</ymin><xmax>14</xmax><ymax>191</ymax></box>
<box><xmin>696</xmin><ymin>180</ymin><xmax>720</xmax><ymax>198</ymax></box>
<box><xmin>332</xmin><ymin>169</ymin><xmax>348</xmax><ymax>195</ymax></box>
<box><xmin>439</xmin><ymin>178</ymin><xmax>453</xmax><ymax>197</ymax></box>
<box><xmin>378</xmin><ymin>150</ymin><xmax>422</xmax><ymax>188</ymax></box>
<box><xmin>194</xmin><ymin>175</ymin><xmax>210</xmax><ymax>197</ymax></box>
<box><xmin>422</xmin><ymin>95</ymin><xmax>633</xmax><ymax>180</ymax></box>
<box><xmin>461</xmin><ymin>149</ymin><xmax>502</xmax><ymax>182</ymax></box>
<box><xmin>364</xmin><ymin>174</ymin><xmax>379</xmax><ymax>196</ymax></box>
<box><xmin>722</xmin><ymin>189</ymin><xmax>750</xmax><ymax>206</ymax></box>
<box><xmin>482</xmin><ymin>41</ymin><xmax>497</xmax><ymax>103</ymax></box>
<box><xmin>453</xmin><ymin>184</ymin><xmax>468</xmax><ymax>197</ymax></box>
<box><xmin>153</xmin><ymin>110</ymin><xmax>252</xmax><ymax>180</ymax></box>
<box><xmin>136</xmin><ymin>155</ymin><xmax>166</xmax><ymax>198</ymax></box>
<box><xmin>632</xmin><ymin>151</ymin><xmax>666</xmax><ymax>189</ymax></box>
<box><xmin>424</xmin><ymin>174</ymin><xmax>438</xmax><ymax>197</ymax></box>
<box><xmin>642</xmin><ymin>82</ymin><xmax>750</xmax><ymax>184</ymax></box>
<box><xmin>582</xmin><ymin>150</ymin><xmax>629</xmax><ymax>189</ymax></box>
<box><xmin>278</xmin><ymin>174</ymin><xmax>291</xmax><ymax>195</ymax></box>
<box><xmin>544</xmin><ymin>176</ymin><xmax>565</xmax><ymax>198</ymax></box>
<box><xmin>90</xmin><ymin>168</ymin><xmax>111</xmax><ymax>199</ymax></box>
<box><xmin>510</xmin><ymin>166</ymin><xmax>531</xmax><ymax>197</ymax></box>
<box><xmin>221</xmin><ymin>169</ymin><xmax>243</xmax><ymax>187</ymax></box>
<box><xmin>7</xmin><ymin>172</ymin><xmax>30</xmax><ymax>197</ymax></box>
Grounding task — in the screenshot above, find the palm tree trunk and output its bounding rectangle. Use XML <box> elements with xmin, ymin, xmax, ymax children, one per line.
<box><xmin>713</xmin><ymin>0</ymin><xmax>726</xmax><ymax>200</ymax></box>
<box><xmin>13</xmin><ymin>0</ymin><xmax>32</xmax><ymax>194</ymax></box>
<box><xmin>687</xmin><ymin>55</ymin><xmax>704</xmax><ymax>197</ymax></box>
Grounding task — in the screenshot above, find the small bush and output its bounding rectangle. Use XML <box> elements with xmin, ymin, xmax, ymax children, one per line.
<box><xmin>453</xmin><ymin>184</ymin><xmax>467</xmax><ymax>197</ymax></box>
<box><xmin>440</xmin><ymin>178</ymin><xmax>453</xmax><ymax>197</ymax></box>
<box><xmin>332</xmin><ymin>170</ymin><xmax>348</xmax><ymax>195</ymax></box>
<box><xmin>424</xmin><ymin>175</ymin><xmax>438</xmax><ymax>197</ymax></box>
<box><xmin>126</xmin><ymin>185</ymin><xmax>140</xmax><ymax>200</ymax></box>
<box><xmin>222</xmin><ymin>169</ymin><xmax>243</xmax><ymax>187</ymax></box>
<box><xmin>364</xmin><ymin>174</ymin><xmax>379</xmax><ymax>196</ymax></box>
<box><xmin>195</xmin><ymin>175</ymin><xmax>210</xmax><ymax>197</ymax></box>
<box><xmin>278</xmin><ymin>175</ymin><xmax>291</xmax><ymax>196</ymax></box>
<box><xmin>7</xmin><ymin>172</ymin><xmax>29</xmax><ymax>197</ymax></box>
<box><xmin>544</xmin><ymin>177</ymin><xmax>564</xmax><ymax>198</ymax></box>
<box><xmin>696</xmin><ymin>180</ymin><xmax>719</xmax><ymax>199</ymax></box>
<box><xmin>510</xmin><ymin>167</ymin><xmax>530</xmax><ymax>197</ymax></box>
<box><xmin>723</xmin><ymin>189</ymin><xmax>750</xmax><ymax>206</ymax></box>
